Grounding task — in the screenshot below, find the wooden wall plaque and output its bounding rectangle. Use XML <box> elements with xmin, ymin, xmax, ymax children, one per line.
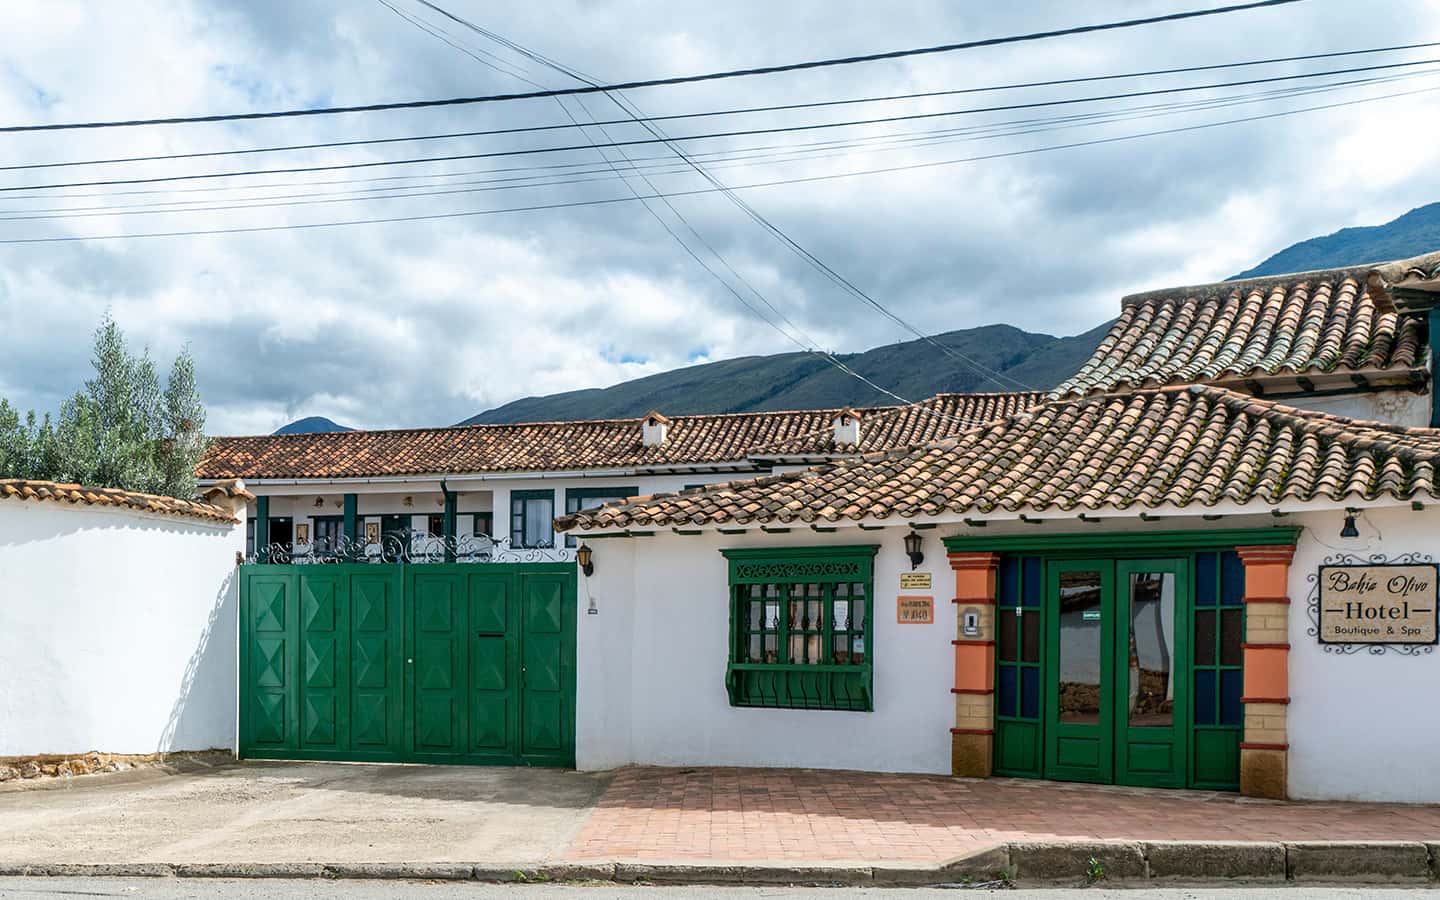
<box><xmin>1318</xmin><ymin>564</ymin><xmax>1438</xmax><ymax>645</ymax></box>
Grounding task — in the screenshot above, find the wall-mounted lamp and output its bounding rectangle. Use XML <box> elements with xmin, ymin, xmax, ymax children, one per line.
<box><xmin>402</xmin><ymin>495</ymin><xmax>414</xmax><ymax>508</ymax></box>
<box><xmin>903</xmin><ymin>530</ymin><xmax>924</xmax><ymax>570</ymax></box>
<box><xmin>576</xmin><ymin>543</ymin><xmax>595</xmax><ymax>577</ymax></box>
<box><xmin>313</xmin><ymin>497</ymin><xmax>325</xmax><ymax>508</ymax></box>
<box><xmin>1340</xmin><ymin>508</ymin><xmax>1360</xmax><ymax>539</ymax></box>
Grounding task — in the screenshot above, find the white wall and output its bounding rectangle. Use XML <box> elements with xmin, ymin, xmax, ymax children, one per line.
<box><xmin>0</xmin><ymin>500</ymin><xmax>245</xmax><ymax>757</ymax></box>
<box><xmin>576</xmin><ymin>527</ymin><xmax>955</xmax><ymax>774</ymax></box>
<box><xmin>1280</xmin><ymin>388</ymin><xmax>1429</xmax><ymax>427</ymax></box>
<box><xmin>1286</xmin><ymin>505</ymin><xmax>1440</xmax><ymax>802</ymax></box>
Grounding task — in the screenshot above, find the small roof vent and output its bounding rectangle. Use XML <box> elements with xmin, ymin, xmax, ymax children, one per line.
<box><xmin>641</xmin><ymin>410</ymin><xmax>671</xmax><ymax>446</ymax></box>
<box><xmin>831</xmin><ymin>408</ymin><xmax>862</xmax><ymax>446</ymax></box>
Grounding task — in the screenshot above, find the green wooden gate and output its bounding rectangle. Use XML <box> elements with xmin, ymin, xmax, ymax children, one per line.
<box><xmin>239</xmin><ymin>562</ymin><xmax>576</xmax><ymax>767</ymax></box>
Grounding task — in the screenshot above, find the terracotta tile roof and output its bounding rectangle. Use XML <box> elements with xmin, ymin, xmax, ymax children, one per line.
<box><xmin>0</xmin><ymin>479</ymin><xmax>238</xmax><ymax>523</ymax></box>
<box><xmin>1052</xmin><ymin>251</ymin><xmax>1440</xmax><ymax>399</ymax></box>
<box><xmin>747</xmin><ymin>392</ymin><xmax>1045</xmax><ymax>458</ymax></box>
<box><xmin>557</xmin><ymin>386</ymin><xmax>1440</xmax><ymax>530</ymax></box>
<box><xmin>198</xmin><ymin>393</ymin><xmax>1044</xmax><ymax>480</ymax></box>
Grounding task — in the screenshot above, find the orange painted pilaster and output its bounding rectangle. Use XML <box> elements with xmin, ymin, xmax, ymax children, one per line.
<box><xmin>1236</xmin><ymin>544</ymin><xmax>1296</xmax><ymax>799</ymax></box>
<box><xmin>948</xmin><ymin>551</ymin><xmax>1000</xmax><ymax>777</ymax></box>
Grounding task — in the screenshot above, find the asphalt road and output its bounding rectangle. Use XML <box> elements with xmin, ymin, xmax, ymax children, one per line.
<box><xmin>0</xmin><ymin>881</ymin><xmax>1427</xmax><ymax>899</ymax></box>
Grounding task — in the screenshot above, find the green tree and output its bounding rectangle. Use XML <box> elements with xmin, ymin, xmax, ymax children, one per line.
<box><xmin>0</xmin><ymin>314</ymin><xmax>209</xmax><ymax>498</ymax></box>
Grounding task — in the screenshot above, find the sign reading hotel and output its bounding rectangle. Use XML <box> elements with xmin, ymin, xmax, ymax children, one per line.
<box><xmin>1318</xmin><ymin>564</ymin><xmax>1439</xmax><ymax>645</ymax></box>
<box><xmin>897</xmin><ymin>595</ymin><xmax>934</xmax><ymax>624</ymax></box>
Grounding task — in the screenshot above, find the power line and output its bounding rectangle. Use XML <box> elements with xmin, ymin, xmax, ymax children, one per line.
<box><xmin>0</xmin><ymin>0</ymin><xmax>1306</xmax><ymax>133</ymax></box>
<box><xmin>381</xmin><ymin>1</ymin><xmax>937</xmax><ymax>417</ymax></box>
<box><xmin>418</xmin><ymin>1</ymin><xmax>1037</xmax><ymax>394</ymax></box>
<box><xmin>20</xmin><ymin>41</ymin><xmax>1438</xmax><ymax>173</ymax></box>
<box><xmin>2</xmin><ymin>71</ymin><xmax>1417</xmax><ymax>208</ymax></box>
<box><xmin>12</xmin><ymin>59</ymin><xmax>1431</xmax><ymax>195</ymax></box>
<box><xmin>13</xmin><ymin>72</ymin><xmax>1412</xmax><ymax>219</ymax></box>
<box><xmin>4</xmin><ymin>80</ymin><xmax>1430</xmax><ymax>245</ymax></box>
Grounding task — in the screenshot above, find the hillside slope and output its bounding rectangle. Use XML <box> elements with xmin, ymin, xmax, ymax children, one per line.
<box><xmin>463</xmin><ymin>323</ymin><xmax>1107</xmax><ymax>424</ymax></box>
<box><xmin>1232</xmin><ymin>202</ymin><xmax>1440</xmax><ymax>279</ymax></box>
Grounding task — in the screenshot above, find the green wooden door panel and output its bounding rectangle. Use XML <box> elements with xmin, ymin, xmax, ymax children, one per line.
<box><xmin>299</xmin><ymin>573</ymin><xmax>348</xmax><ymax>751</ymax></box>
<box><xmin>410</xmin><ymin>573</ymin><xmax>467</xmax><ymax>756</ymax></box>
<box><xmin>242</xmin><ymin>573</ymin><xmax>297</xmax><ymax>750</ymax></box>
<box><xmin>472</xmin><ymin>578</ymin><xmax>508</xmax><ymax>634</ymax></box>
<box><xmin>350</xmin><ymin>572</ymin><xmax>402</xmax><ymax>755</ymax></box>
<box><xmin>240</xmin><ymin>563</ymin><xmax>573</xmax><ymax>767</ymax></box>
<box><xmin>468</xmin><ymin>572</ymin><xmax>518</xmax><ymax>757</ymax></box>
<box><xmin>1114</xmin><ymin>558</ymin><xmax>1189</xmax><ymax>789</ymax></box>
<box><xmin>520</xmin><ymin>574</ymin><xmax>575</xmax><ymax>764</ymax></box>
<box><xmin>1193</xmin><ymin>729</ymin><xmax>1241</xmax><ymax>788</ymax></box>
<box><xmin>994</xmin><ymin>721</ymin><xmax>1041</xmax><ymax>775</ymax></box>
<box><xmin>1044</xmin><ymin>559</ymin><xmax>1115</xmax><ymax>784</ymax></box>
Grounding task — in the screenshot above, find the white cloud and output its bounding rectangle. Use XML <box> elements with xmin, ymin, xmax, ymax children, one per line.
<box><xmin>1</xmin><ymin>0</ymin><xmax>1439</xmax><ymax>431</ymax></box>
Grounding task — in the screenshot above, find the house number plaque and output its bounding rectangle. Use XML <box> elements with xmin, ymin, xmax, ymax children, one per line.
<box><xmin>897</xmin><ymin>595</ymin><xmax>934</xmax><ymax>624</ymax></box>
<box><xmin>1318</xmin><ymin>563</ymin><xmax>1438</xmax><ymax>645</ymax></box>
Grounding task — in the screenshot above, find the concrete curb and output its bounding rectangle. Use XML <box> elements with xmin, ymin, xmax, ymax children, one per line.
<box><xmin>2</xmin><ymin>841</ymin><xmax>1437</xmax><ymax>886</ymax></box>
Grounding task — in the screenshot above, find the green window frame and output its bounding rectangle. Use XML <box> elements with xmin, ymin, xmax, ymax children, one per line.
<box><xmin>510</xmin><ymin>489</ymin><xmax>555</xmax><ymax>549</ymax></box>
<box><xmin>563</xmin><ymin>486</ymin><xmax>637</xmax><ymax>548</ymax></box>
<box><xmin>720</xmin><ymin>545</ymin><xmax>879</xmax><ymax>711</ymax></box>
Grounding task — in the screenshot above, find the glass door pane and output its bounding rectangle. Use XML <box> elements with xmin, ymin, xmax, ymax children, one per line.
<box><xmin>1058</xmin><ymin>571</ymin><xmax>1104</xmax><ymax>724</ymax></box>
<box><xmin>1127</xmin><ymin>572</ymin><xmax>1175</xmax><ymax>727</ymax></box>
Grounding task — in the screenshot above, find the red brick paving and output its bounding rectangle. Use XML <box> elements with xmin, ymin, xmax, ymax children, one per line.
<box><xmin>567</xmin><ymin>767</ymin><xmax>1440</xmax><ymax>863</ymax></box>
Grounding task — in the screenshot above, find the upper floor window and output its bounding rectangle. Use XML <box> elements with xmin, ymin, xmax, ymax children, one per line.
<box><xmin>510</xmin><ymin>490</ymin><xmax>555</xmax><ymax>549</ymax></box>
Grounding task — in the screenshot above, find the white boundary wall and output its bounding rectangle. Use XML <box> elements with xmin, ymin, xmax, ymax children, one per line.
<box><xmin>0</xmin><ymin>499</ymin><xmax>245</xmax><ymax>757</ymax></box>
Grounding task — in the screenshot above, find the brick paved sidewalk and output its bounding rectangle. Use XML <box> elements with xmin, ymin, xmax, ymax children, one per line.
<box><xmin>567</xmin><ymin>767</ymin><xmax>1440</xmax><ymax>863</ymax></box>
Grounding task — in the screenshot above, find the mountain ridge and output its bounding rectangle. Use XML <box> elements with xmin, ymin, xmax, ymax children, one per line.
<box><xmin>275</xmin><ymin>203</ymin><xmax>1440</xmax><ymax>432</ymax></box>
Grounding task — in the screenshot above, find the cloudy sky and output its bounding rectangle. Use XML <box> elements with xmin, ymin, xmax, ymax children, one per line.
<box><xmin>2</xmin><ymin>0</ymin><xmax>1439</xmax><ymax>434</ymax></box>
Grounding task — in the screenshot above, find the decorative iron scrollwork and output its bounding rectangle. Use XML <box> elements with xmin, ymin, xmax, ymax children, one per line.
<box><xmin>245</xmin><ymin>529</ymin><xmax>575</xmax><ymax>565</ymax></box>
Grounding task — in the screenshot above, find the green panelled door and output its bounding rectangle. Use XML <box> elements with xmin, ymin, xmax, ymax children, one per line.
<box><xmin>1044</xmin><ymin>560</ymin><xmax>1115</xmax><ymax>783</ymax></box>
<box><xmin>1040</xmin><ymin>557</ymin><xmax>1190</xmax><ymax>787</ymax></box>
<box><xmin>519</xmin><ymin>574</ymin><xmax>575</xmax><ymax>764</ymax></box>
<box><xmin>240</xmin><ymin>563</ymin><xmax>575</xmax><ymax>767</ymax></box>
<box><xmin>1114</xmin><ymin>559</ymin><xmax>1189</xmax><ymax>789</ymax></box>
<box><xmin>410</xmin><ymin>570</ymin><xmax>469</xmax><ymax>757</ymax></box>
<box><xmin>242</xmin><ymin>571</ymin><xmax>298</xmax><ymax>750</ymax></box>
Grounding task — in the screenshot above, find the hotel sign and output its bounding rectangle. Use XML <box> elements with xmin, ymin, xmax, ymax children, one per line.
<box><xmin>1318</xmin><ymin>564</ymin><xmax>1438</xmax><ymax>645</ymax></box>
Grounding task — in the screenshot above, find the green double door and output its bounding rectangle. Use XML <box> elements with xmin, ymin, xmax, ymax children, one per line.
<box><xmin>1044</xmin><ymin>558</ymin><xmax>1189</xmax><ymax>788</ymax></box>
<box><xmin>240</xmin><ymin>563</ymin><xmax>576</xmax><ymax>767</ymax></box>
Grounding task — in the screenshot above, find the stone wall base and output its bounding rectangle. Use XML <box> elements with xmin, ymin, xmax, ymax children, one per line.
<box><xmin>0</xmin><ymin>749</ymin><xmax>230</xmax><ymax>783</ymax></box>
<box><xmin>950</xmin><ymin>731</ymin><xmax>993</xmax><ymax>778</ymax></box>
<box><xmin>1240</xmin><ymin>747</ymin><xmax>1288</xmax><ymax>799</ymax></box>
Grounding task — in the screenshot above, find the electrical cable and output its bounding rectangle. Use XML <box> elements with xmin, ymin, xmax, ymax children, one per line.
<box><xmin>12</xmin><ymin>40</ymin><xmax>1438</xmax><ymax>173</ymax></box>
<box><xmin>3</xmin><ymin>70</ymin><xmax>1419</xmax><ymax>209</ymax></box>
<box><xmin>13</xmin><ymin>71</ymin><xmax>1418</xmax><ymax>220</ymax></box>
<box><xmin>2</xmin><ymin>80</ymin><xmax>1433</xmax><ymax>244</ymax></box>
<box><xmin>11</xmin><ymin>59</ymin><xmax>1432</xmax><ymax>194</ymax></box>
<box><xmin>0</xmin><ymin>0</ymin><xmax>1306</xmax><ymax>133</ymax></box>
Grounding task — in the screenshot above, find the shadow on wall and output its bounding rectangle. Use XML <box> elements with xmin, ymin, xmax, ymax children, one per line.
<box><xmin>158</xmin><ymin>567</ymin><xmax>237</xmax><ymax>754</ymax></box>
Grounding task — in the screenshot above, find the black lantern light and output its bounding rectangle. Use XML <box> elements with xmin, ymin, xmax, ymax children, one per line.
<box><xmin>903</xmin><ymin>531</ymin><xmax>924</xmax><ymax>570</ymax></box>
<box><xmin>576</xmin><ymin>543</ymin><xmax>595</xmax><ymax>577</ymax></box>
<box><xmin>1340</xmin><ymin>508</ymin><xmax>1360</xmax><ymax>539</ymax></box>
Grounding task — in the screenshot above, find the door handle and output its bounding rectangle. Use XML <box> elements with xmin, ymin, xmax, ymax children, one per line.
<box><xmin>406</xmin><ymin>658</ymin><xmax>414</xmax><ymax>664</ymax></box>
